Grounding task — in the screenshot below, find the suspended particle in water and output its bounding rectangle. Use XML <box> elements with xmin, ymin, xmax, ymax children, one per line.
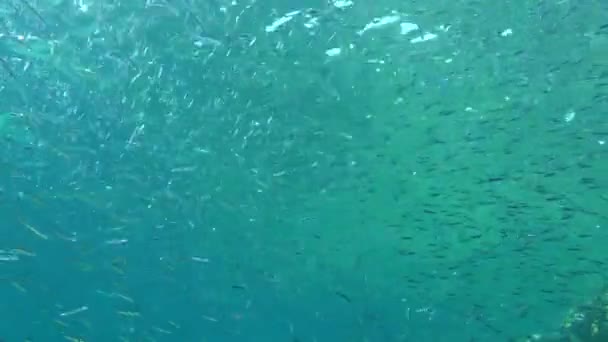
<box><xmin>564</xmin><ymin>111</ymin><xmax>576</xmax><ymax>123</ymax></box>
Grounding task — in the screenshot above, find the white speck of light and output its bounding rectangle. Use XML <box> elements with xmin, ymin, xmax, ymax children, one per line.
<box><xmin>410</xmin><ymin>33</ymin><xmax>437</xmax><ymax>44</ymax></box>
<box><xmin>191</xmin><ymin>256</ymin><xmax>210</xmax><ymax>263</ymax></box>
<box><xmin>564</xmin><ymin>111</ymin><xmax>576</xmax><ymax>123</ymax></box>
<box><xmin>599</xmin><ymin>140</ymin><xmax>605</xmax><ymax>145</ymax></box>
<box><xmin>265</xmin><ymin>11</ymin><xmax>301</xmax><ymax>33</ymax></box>
<box><xmin>332</xmin><ymin>0</ymin><xmax>354</xmax><ymax>9</ymax></box>
<box><xmin>325</xmin><ymin>47</ymin><xmax>342</xmax><ymax>57</ymax></box>
<box><xmin>304</xmin><ymin>17</ymin><xmax>319</xmax><ymax>29</ymax></box>
<box><xmin>400</xmin><ymin>22</ymin><xmax>419</xmax><ymax>35</ymax></box>
<box><xmin>77</xmin><ymin>0</ymin><xmax>89</xmax><ymax>12</ymax></box>
<box><xmin>357</xmin><ymin>14</ymin><xmax>401</xmax><ymax>35</ymax></box>
<box><xmin>194</xmin><ymin>37</ymin><xmax>222</xmax><ymax>48</ymax></box>
<box><xmin>501</xmin><ymin>28</ymin><xmax>513</xmax><ymax>37</ymax></box>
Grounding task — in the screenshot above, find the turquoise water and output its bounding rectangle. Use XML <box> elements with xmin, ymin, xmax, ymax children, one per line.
<box><xmin>1</xmin><ymin>0</ymin><xmax>607</xmax><ymax>341</ymax></box>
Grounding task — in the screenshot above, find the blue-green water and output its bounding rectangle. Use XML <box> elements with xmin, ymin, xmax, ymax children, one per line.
<box><xmin>1</xmin><ymin>0</ymin><xmax>607</xmax><ymax>341</ymax></box>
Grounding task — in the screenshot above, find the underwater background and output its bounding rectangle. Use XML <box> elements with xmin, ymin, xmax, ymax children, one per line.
<box><xmin>1</xmin><ymin>0</ymin><xmax>607</xmax><ymax>341</ymax></box>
